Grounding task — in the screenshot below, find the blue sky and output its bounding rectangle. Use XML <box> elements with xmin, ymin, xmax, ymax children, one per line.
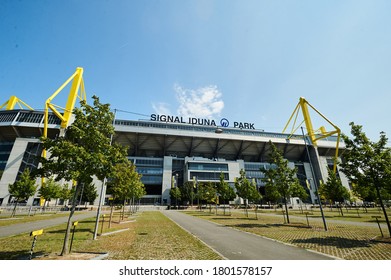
<box><xmin>1</xmin><ymin>0</ymin><xmax>390</xmax><ymax>142</ymax></box>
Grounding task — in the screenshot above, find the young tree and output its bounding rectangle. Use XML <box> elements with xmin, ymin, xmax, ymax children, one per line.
<box><xmin>104</xmin><ymin>154</ymin><xmax>144</xmax><ymax>225</ymax></box>
<box><xmin>85</xmin><ymin>184</ymin><xmax>98</xmax><ymax>205</ymax></box>
<box><xmin>39</xmin><ymin>178</ymin><xmax>62</xmax><ymax>208</ymax></box>
<box><xmin>235</xmin><ymin>169</ymin><xmax>261</xmax><ymax>217</ymax></box>
<box><xmin>264</xmin><ymin>177</ymin><xmax>282</xmax><ymax>211</ymax></box>
<box><xmin>107</xmin><ymin>162</ymin><xmax>129</xmax><ymax>226</ymax></box>
<box><xmin>58</xmin><ymin>184</ymin><xmax>72</xmax><ymax>206</ymax></box>
<box><xmin>197</xmin><ymin>182</ymin><xmax>217</xmax><ymax>213</ymax></box>
<box><xmin>179</xmin><ymin>181</ymin><xmax>195</xmax><ymax>205</ymax></box>
<box><xmin>128</xmin><ymin>180</ymin><xmax>146</xmax><ymax>214</ymax></box>
<box><xmin>262</xmin><ymin>141</ymin><xmax>307</xmax><ymax>223</ymax></box>
<box><xmin>8</xmin><ymin>169</ymin><xmax>37</xmax><ymax>217</ymax></box>
<box><xmin>75</xmin><ymin>183</ymin><xmax>98</xmax><ymax>206</ymax></box>
<box><xmin>36</xmin><ymin>96</ymin><xmax>127</xmax><ymax>255</ymax></box>
<box><xmin>217</xmin><ymin>172</ymin><xmax>236</xmax><ymax>215</ymax></box>
<box><xmin>170</xmin><ymin>187</ymin><xmax>181</xmax><ymax>209</ymax></box>
<box><xmin>318</xmin><ymin>169</ymin><xmax>350</xmax><ymax>216</ymax></box>
<box><xmin>340</xmin><ymin>122</ymin><xmax>391</xmax><ymax>236</ymax></box>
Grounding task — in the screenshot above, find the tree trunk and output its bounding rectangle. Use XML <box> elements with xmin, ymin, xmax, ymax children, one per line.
<box><xmin>109</xmin><ymin>204</ymin><xmax>114</xmax><ymax>229</ymax></box>
<box><xmin>284</xmin><ymin>197</ymin><xmax>290</xmax><ymax>224</ymax></box>
<box><xmin>11</xmin><ymin>202</ymin><xmax>17</xmax><ymax>217</ymax></box>
<box><xmin>122</xmin><ymin>199</ymin><xmax>126</xmax><ymax>220</ymax></box>
<box><xmin>131</xmin><ymin>197</ymin><xmax>135</xmax><ymax>214</ymax></box>
<box><xmin>375</xmin><ymin>184</ymin><xmax>391</xmax><ymax>237</ymax></box>
<box><xmin>339</xmin><ymin>204</ymin><xmax>344</xmax><ymax>216</ymax></box>
<box><xmin>129</xmin><ymin>197</ymin><xmax>134</xmax><ymax>215</ymax></box>
<box><xmin>60</xmin><ymin>183</ymin><xmax>82</xmax><ymax>256</ymax></box>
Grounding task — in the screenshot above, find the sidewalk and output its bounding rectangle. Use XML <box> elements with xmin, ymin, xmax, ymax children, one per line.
<box><xmin>0</xmin><ymin>211</ymin><xmax>97</xmax><ymax>238</ymax></box>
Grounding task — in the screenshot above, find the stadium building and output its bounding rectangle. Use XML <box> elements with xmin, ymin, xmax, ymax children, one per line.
<box><xmin>0</xmin><ymin>108</ymin><xmax>349</xmax><ymax>207</ymax></box>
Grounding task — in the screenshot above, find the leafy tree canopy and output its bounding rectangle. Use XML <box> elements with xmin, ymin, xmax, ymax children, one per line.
<box><xmin>37</xmin><ymin>95</ymin><xmax>127</xmax><ymax>185</ymax></box>
<box><xmin>340</xmin><ymin>122</ymin><xmax>391</xmax><ymax>201</ymax></box>
<box><xmin>107</xmin><ymin>160</ymin><xmax>145</xmax><ymax>203</ymax></box>
<box><xmin>39</xmin><ymin>178</ymin><xmax>62</xmax><ymax>202</ymax></box>
<box><xmin>318</xmin><ymin>169</ymin><xmax>350</xmax><ymax>203</ymax></box>
<box><xmin>235</xmin><ymin>169</ymin><xmax>261</xmax><ymax>203</ymax></box>
<box><xmin>35</xmin><ymin>95</ymin><xmax>128</xmax><ymax>256</ymax></box>
<box><xmin>217</xmin><ymin>172</ymin><xmax>237</xmax><ymax>203</ymax></box>
<box><xmin>262</xmin><ymin>141</ymin><xmax>307</xmax><ymax>202</ymax></box>
<box><xmin>340</xmin><ymin>122</ymin><xmax>391</xmax><ymax>235</ymax></box>
<box><xmin>8</xmin><ymin>168</ymin><xmax>37</xmax><ymax>203</ymax></box>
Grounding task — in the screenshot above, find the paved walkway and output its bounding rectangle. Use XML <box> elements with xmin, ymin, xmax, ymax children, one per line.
<box><xmin>163</xmin><ymin>210</ymin><xmax>335</xmax><ymax>260</ymax></box>
<box><xmin>0</xmin><ymin>211</ymin><xmax>97</xmax><ymax>238</ymax></box>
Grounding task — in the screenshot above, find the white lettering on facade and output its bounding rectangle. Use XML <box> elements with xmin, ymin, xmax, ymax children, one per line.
<box><xmin>150</xmin><ymin>114</ymin><xmax>254</xmax><ymax>129</ymax></box>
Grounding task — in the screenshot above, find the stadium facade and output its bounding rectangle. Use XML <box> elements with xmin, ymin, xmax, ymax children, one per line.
<box><xmin>0</xmin><ymin>109</ymin><xmax>349</xmax><ymax>207</ymax></box>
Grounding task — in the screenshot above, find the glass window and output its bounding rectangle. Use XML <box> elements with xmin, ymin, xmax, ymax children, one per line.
<box><xmin>190</xmin><ymin>171</ymin><xmax>228</xmax><ymax>180</ymax></box>
<box><xmin>188</xmin><ymin>162</ymin><xmax>228</xmax><ymax>171</ymax></box>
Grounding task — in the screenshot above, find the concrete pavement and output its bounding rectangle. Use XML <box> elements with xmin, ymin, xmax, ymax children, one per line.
<box><xmin>163</xmin><ymin>210</ymin><xmax>335</xmax><ymax>260</ymax></box>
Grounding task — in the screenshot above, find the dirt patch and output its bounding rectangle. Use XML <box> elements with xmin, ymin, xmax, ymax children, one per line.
<box><xmin>34</xmin><ymin>252</ymin><xmax>108</xmax><ymax>260</ymax></box>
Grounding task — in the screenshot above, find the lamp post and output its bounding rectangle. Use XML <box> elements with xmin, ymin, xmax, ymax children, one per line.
<box><xmin>214</xmin><ymin>170</ymin><xmax>218</xmax><ymax>215</ymax></box>
<box><xmin>196</xmin><ymin>177</ymin><xmax>200</xmax><ymax>211</ymax></box>
<box><xmin>301</xmin><ymin>126</ymin><xmax>327</xmax><ymax>231</ymax></box>
<box><xmin>215</xmin><ymin>127</ymin><xmax>223</xmax><ymax>134</ymax></box>
<box><xmin>93</xmin><ymin>109</ymin><xmax>116</xmax><ymax>240</ymax></box>
<box><xmin>175</xmin><ymin>173</ymin><xmax>179</xmax><ymax>209</ymax></box>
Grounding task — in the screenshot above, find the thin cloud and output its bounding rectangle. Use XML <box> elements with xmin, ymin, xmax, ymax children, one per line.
<box><xmin>174</xmin><ymin>84</ymin><xmax>224</xmax><ymax>119</ymax></box>
<box><xmin>152</xmin><ymin>102</ymin><xmax>172</xmax><ymax>115</ymax></box>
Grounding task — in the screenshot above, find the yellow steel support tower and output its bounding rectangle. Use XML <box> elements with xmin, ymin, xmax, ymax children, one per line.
<box><xmin>282</xmin><ymin>97</ymin><xmax>341</xmax><ymax>172</ymax></box>
<box><xmin>0</xmin><ymin>95</ymin><xmax>34</xmax><ymax>110</ymax></box>
<box><xmin>0</xmin><ymin>69</ymin><xmax>86</xmax><ymax>206</ymax></box>
<box><xmin>43</xmin><ymin>67</ymin><xmax>86</xmax><ymax>141</ymax></box>
<box><xmin>41</xmin><ymin>67</ymin><xmax>86</xmax><ymax>206</ymax></box>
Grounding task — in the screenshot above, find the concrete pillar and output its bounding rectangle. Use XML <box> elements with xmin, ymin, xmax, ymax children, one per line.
<box><xmin>308</xmin><ymin>145</ymin><xmax>326</xmax><ymax>187</ymax></box>
<box><xmin>0</xmin><ymin>138</ymin><xmax>39</xmax><ymax>206</ymax></box>
<box><xmin>304</xmin><ymin>162</ymin><xmax>317</xmax><ymax>204</ymax></box>
<box><xmin>162</xmin><ymin>156</ymin><xmax>173</xmax><ymax>205</ymax></box>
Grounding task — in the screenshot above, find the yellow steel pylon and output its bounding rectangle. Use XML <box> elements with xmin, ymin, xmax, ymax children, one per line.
<box><xmin>0</xmin><ymin>95</ymin><xmax>34</xmax><ymax>110</ymax></box>
<box><xmin>282</xmin><ymin>97</ymin><xmax>341</xmax><ymax>172</ymax></box>
<box><xmin>41</xmin><ymin>67</ymin><xmax>86</xmax><ymax>206</ymax></box>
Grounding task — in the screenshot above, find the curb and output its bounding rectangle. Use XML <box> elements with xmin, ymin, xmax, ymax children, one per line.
<box><xmin>100</xmin><ymin>228</ymin><xmax>130</xmax><ymax>236</ymax></box>
<box><xmin>90</xmin><ymin>253</ymin><xmax>109</xmax><ymax>260</ymax></box>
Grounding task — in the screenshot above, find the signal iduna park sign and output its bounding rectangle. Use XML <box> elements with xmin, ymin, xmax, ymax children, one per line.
<box><xmin>150</xmin><ymin>114</ymin><xmax>255</xmax><ymax>129</ymax></box>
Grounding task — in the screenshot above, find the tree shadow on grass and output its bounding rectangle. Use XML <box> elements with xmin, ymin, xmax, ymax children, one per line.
<box><xmin>76</xmin><ymin>220</ymin><xmax>96</xmax><ymax>224</ymax></box>
<box><xmin>234</xmin><ymin>223</ymin><xmax>310</xmax><ymax>229</ymax></box>
<box><xmin>0</xmin><ymin>249</ymin><xmax>45</xmax><ymax>260</ymax></box>
<box><xmin>292</xmin><ymin>237</ymin><xmax>371</xmax><ymax>249</ymax></box>
<box><xmin>189</xmin><ymin>213</ymin><xmax>215</xmax><ymax>217</ymax></box>
<box><xmin>46</xmin><ymin>228</ymin><xmax>94</xmax><ymax>234</ymax></box>
<box><xmin>211</xmin><ymin>217</ymin><xmax>254</xmax><ymax>221</ymax></box>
